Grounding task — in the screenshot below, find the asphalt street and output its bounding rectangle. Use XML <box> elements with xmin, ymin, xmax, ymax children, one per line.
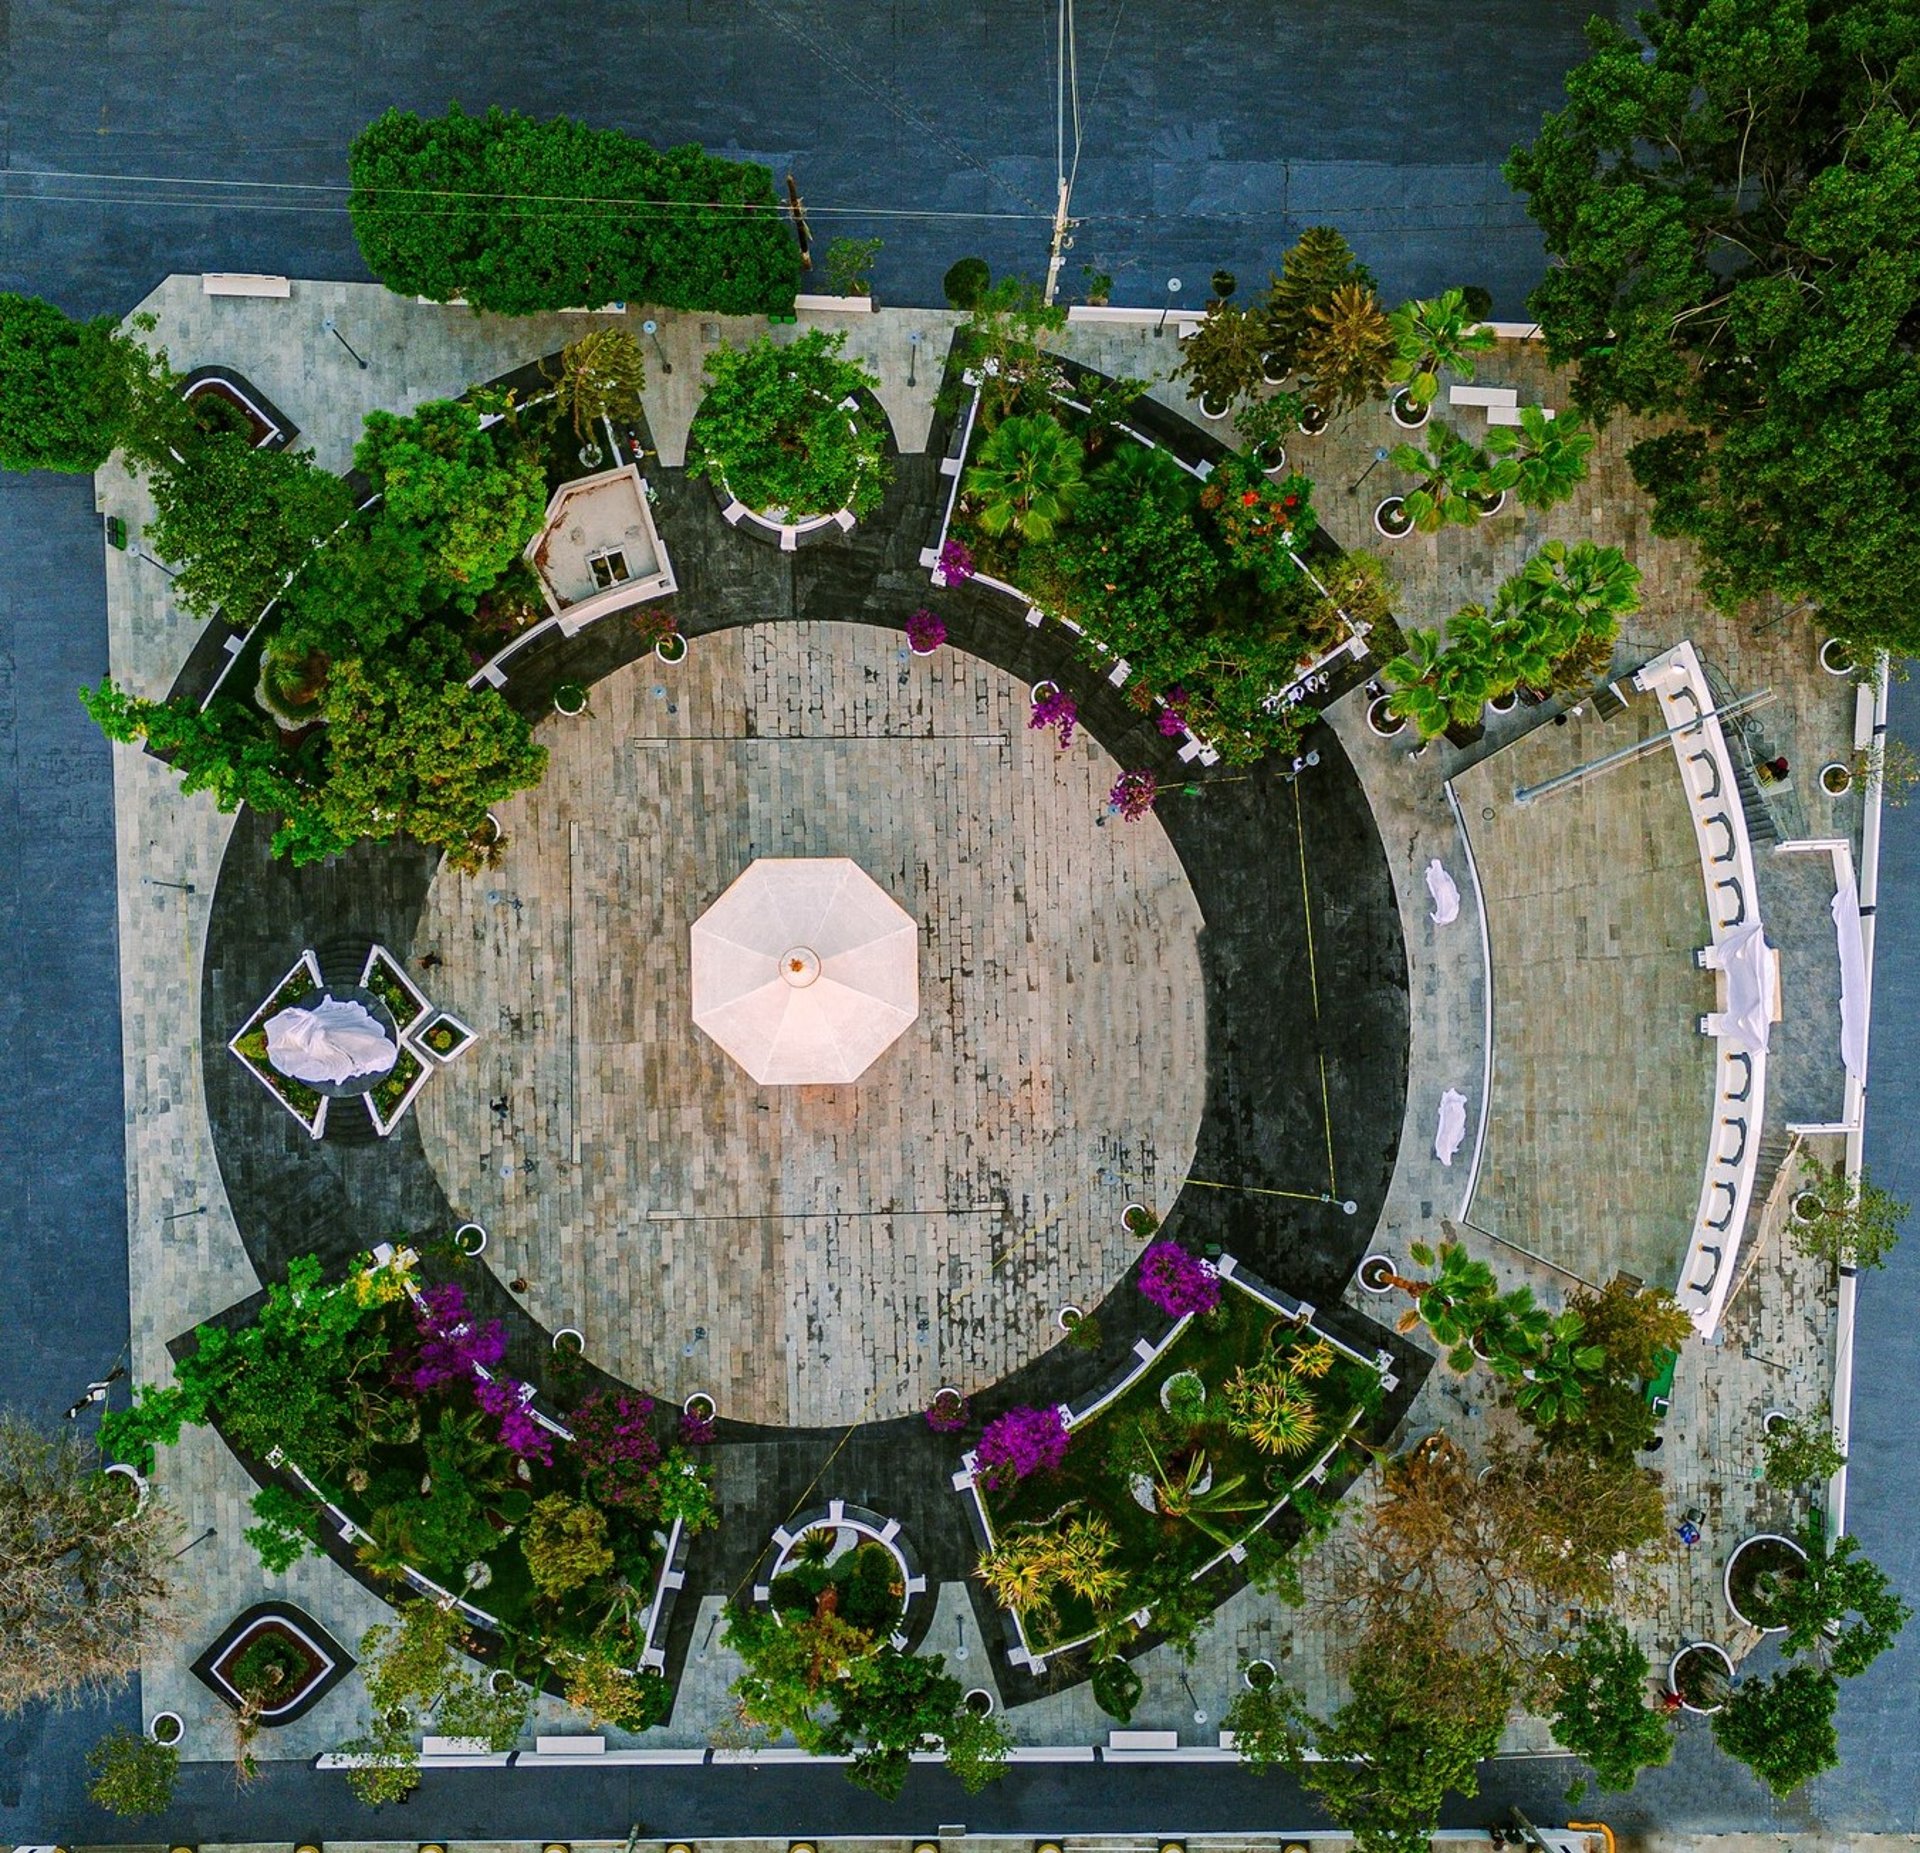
<box><xmin>3</xmin><ymin>0</ymin><xmax>1914</xmax><ymax>1839</ymax></box>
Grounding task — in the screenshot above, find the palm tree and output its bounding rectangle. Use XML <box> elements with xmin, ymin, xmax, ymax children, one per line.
<box><xmin>1296</xmin><ymin>283</ymin><xmax>1395</xmax><ymax>413</ymax></box>
<box><xmin>1521</xmin><ymin>539</ymin><xmax>1642</xmax><ymax>626</ymax></box>
<box><xmin>1483</xmin><ymin>406</ymin><xmax>1595</xmax><ymax>510</ymax></box>
<box><xmin>1381</xmin><ymin>628</ymin><xmax>1451</xmax><ymax>737</ymax></box>
<box><xmin>963</xmin><ymin>412</ymin><xmax>1085</xmax><ymax>542</ymax></box>
<box><xmin>1387</xmin><ymin>288</ymin><xmax>1497</xmax><ymax>410</ymax></box>
<box><xmin>1389</xmin><ymin>424</ymin><xmax>1493</xmax><ymax>531</ymax></box>
<box><xmin>1507</xmin><ymin>1311</ymin><xmax>1608</xmax><ymax>1424</ymax></box>
<box><xmin>545</xmin><ymin>328</ymin><xmax>647</xmax><ymax>442</ymax></box>
<box><xmin>1382</xmin><ymin>610</ymin><xmax>1502</xmax><ymax>738</ymax></box>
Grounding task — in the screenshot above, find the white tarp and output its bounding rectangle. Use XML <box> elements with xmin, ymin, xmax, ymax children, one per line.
<box><xmin>1434</xmin><ymin>1088</ymin><xmax>1468</xmax><ymax>1166</ymax></box>
<box><xmin>1832</xmin><ymin>886</ymin><xmax>1868</xmax><ymax>1077</ymax></box>
<box><xmin>691</xmin><ymin>857</ymin><xmax>919</xmax><ymax>1085</ymax></box>
<box><xmin>1715</xmin><ymin>921</ymin><xmax>1778</xmax><ymax>1056</ymax></box>
<box><xmin>1425</xmin><ymin>858</ymin><xmax>1461</xmax><ymax>926</ymax></box>
<box><xmin>265</xmin><ymin>996</ymin><xmax>398</xmax><ymax>1085</ymax></box>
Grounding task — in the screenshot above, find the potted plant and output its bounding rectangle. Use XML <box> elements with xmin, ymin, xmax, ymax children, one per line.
<box><xmin>906</xmin><ymin>607</ymin><xmax>947</xmax><ymax>655</ymax></box>
<box><xmin>1386</xmin><ymin>288</ymin><xmax>1497</xmax><ymax>427</ymax></box>
<box><xmin>1386</xmin><ymin>425</ymin><xmax>1496</xmax><ymax>534</ymax></box>
<box><xmin>554</xmin><ymin>681</ymin><xmax>588</xmax><ymax>717</ymax></box>
<box><xmin>1725</xmin><ymin>1531</ymin><xmax>1809</xmax><ymax>1632</ymax></box>
<box><xmin>1173</xmin><ymin>300</ymin><xmax>1268</xmax><ymax>418</ymax></box>
<box><xmin>1819</xmin><ymin>638</ymin><xmax>1855</xmax><ymax>677</ymax></box>
<box><xmin>1029</xmin><ymin>681</ymin><xmax>1078</xmax><ymax>748</ymax></box>
<box><xmin>1243</xmin><ymin>1658</ymin><xmax>1277</xmax><ymax>1691</ymax></box>
<box><xmin>925</xmin><ymin>1386</ymin><xmax>971</xmax><ymax>1433</ymax></box>
<box><xmin>944</xmin><ymin>257</ymin><xmax>992</xmax><ymax>310</ymax></box>
<box><xmin>655</xmin><ymin>628</ymin><xmax>688</xmax><ymax>665</ymax></box>
<box><xmin>1122</xmin><ymin>1202</ymin><xmax>1158</xmax><ymax>1239</ymax></box>
<box><xmin>147</xmin><ymin>1711</ymin><xmax>184</xmax><ymax>1746</ymax></box>
<box><xmin>1821</xmin><ymin>762</ymin><xmax>1853</xmax><ymax>796</ymax></box>
<box><xmin>683</xmin><ymin>1392</ymin><xmax>716</xmax><ymax>1425</ymax></box>
<box><xmin>1482</xmin><ymin>406</ymin><xmax>1595</xmax><ymax>511</ymax></box>
<box><xmin>454</xmin><ymin>1222</ymin><xmax>488</xmax><ymax>1257</ymax></box>
<box><xmin>1081</xmin><ymin>266</ymin><xmax>1114</xmax><ymax>308</ymax></box>
<box><xmin>1296</xmin><ymin>400</ymin><xmax>1331</xmax><ymax>436</ymax></box>
<box><xmin>1358</xmin><ymin>1254</ymin><xmax>1397</xmax><ymax>1293</ymax></box>
<box><xmin>963</xmin><ymin>1686</ymin><xmax>996</xmax><ymax>1715</ymax></box>
<box><xmin>1668</xmin><ymin>1641</ymin><xmax>1733</xmax><ymax>1714</ymax></box>
<box><xmin>1235</xmin><ymin>392</ymin><xmax>1301</xmax><ymax>476</ymax></box>
<box><xmin>1366</xmin><ymin>693</ymin><xmax>1408</xmax><ymax>738</ymax></box>
<box><xmin>552</xmin><ymin>1327</ymin><xmax>586</xmax><ymax>1358</ymax></box>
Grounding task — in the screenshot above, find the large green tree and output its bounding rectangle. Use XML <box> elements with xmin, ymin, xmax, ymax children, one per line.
<box><xmin>0</xmin><ymin>294</ymin><xmax>137</xmax><ymax>473</ymax></box>
<box><xmin>1711</xmin><ymin>1665</ymin><xmax>1840</xmax><ymax>1796</ymax></box>
<box><xmin>1547</xmin><ymin>1616</ymin><xmax>1675</xmax><ymax>1791</ymax></box>
<box><xmin>349</xmin><ymin>105</ymin><xmax>800</xmax><ymax>315</ymax></box>
<box><xmin>1505</xmin><ymin>0</ymin><xmax>1920</xmax><ymax>649</ymax></box>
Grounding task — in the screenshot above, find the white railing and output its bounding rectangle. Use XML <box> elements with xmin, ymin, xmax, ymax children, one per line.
<box><xmin>1634</xmin><ymin>641</ymin><xmax>1771</xmax><ymax>1335</ymax></box>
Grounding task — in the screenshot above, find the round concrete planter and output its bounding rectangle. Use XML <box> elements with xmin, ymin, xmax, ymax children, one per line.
<box><xmin>1821</xmin><ymin>762</ymin><xmax>1854</xmax><ymax>796</ymax></box>
<box><xmin>683</xmin><ymin>1392</ymin><xmax>716</xmax><ymax>1422</ymax></box>
<box><xmin>1389</xmin><ymin>389</ymin><xmax>1430</xmax><ymax>430</ymax></box>
<box><xmin>1261</xmin><ymin>353</ymin><xmax>1290</xmax><ymax>387</ymax></box>
<box><xmin>1243</xmin><ymin>1658</ymin><xmax>1277</xmax><ymax>1691</ymax></box>
<box><xmin>1373</xmin><ymin>496</ymin><xmax>1413</xmax><ymax>540</ymax></box>
<box><xmin>1669</xmin><ymin>1641</ymin><xmax>1733</xmax><ymax>1714</ymax></box>
<box><xmin>1487</xmin><ymin>691</ymin><xmax>1519</xmax><ymax>717</ymax></box>
<box><xmin>1472</xmin><ymin>489</ymin><xmax>1508</xmax><ymax>520</ymax></box>
<box><xmin>1254</xmin><ymin>441</ymin><xmax>1288</xmax><ymax>476</ymax></box>
<box><xmin>148</xmin><ymin>1711</ymin><xmax>183</xmax><ymax>1746</ymax></box>
<box><xmin>1359</xmin><ymin>1254</ymin><xmax>1397</xmax><ymax>1293</ymax></box>
<box><xmin>454</xmin><ymin>1222</ymin><xmax>488</xmax><ymax>1256</ymax></box>
<box><xmin>1725</xmin><ymin>1531</ymin><xmax>1807</xmax><ymax>1633</ymax></box>
<box><xmin>1057</xmin><ymin>1304</ymin><xmax>1084</xmax><ymax>1332</ymax></box>
<box><xmin>1820</xmin><ymin>638</ymin><xmax>1856</xmax><ymax>677</ymax></box>
<box><xmin>964</xmin><ymin>1686</ymin><xmax>995</xmax><ymax>1715</ymax></box>
<box><xmin>1297</xmin><ymin>403</ymin><xmax>1330</xmax><ymax>436</ymax></box>
<box><xmin>1122</xmin><ymin>1202</ymin><xmax>1157</xmax><ymax>1238</ymax></box>
<box><xmin>104</xmin><ymin>1461</ymin><xmax>149</xmax><ymax>1518</ymax></box>
<box><xmin>655</xmin><ymin>633</ymin><xmax>688</xmax><ymax>665</ymax></box>
<box><xmin>1366</xmin><ymin>695</ymin><xmax>1408</xmax><ymax>738</ymax></box>
<box><xmin>1763</xmin><ymin>1408</ymin><xmax>1792</xmax><ymax>1435</ymax></box>
<box><xmin>554</xmin><ymin>683</ymin><xmax>588</xmax><ymax>717</ymax></box>
<box><xmin>1199</xmin><ymin>390</ymin><xmax>1231</xmax><ymax>421</ymax></box>
<box><xmin>552</xmin><ymin>1327</ymin><xmax>585</xmax><ymax>1356</ymax></box>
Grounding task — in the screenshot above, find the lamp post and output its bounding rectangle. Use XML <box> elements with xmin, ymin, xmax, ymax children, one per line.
<box><xmin>321</xmin><ymin>318</ymin><xmax>369</xmax><ymax>370</ymax></box>
<box><xmin>908</xmin><ymin>330</ymin><xmax>922</xmax><ymax>388</ymax></box>
<box><xmin>1347</xmin><ymin>446</ymin><xmax>1392</xmax><ymax>495</ymax></box>
<box><xmin>1179</xmin><ymin>1671</ymin><xmax>1207</xmax><ymax>1726</ymax></box>
<box><xmin>1156</xmin><ymin>276</ymin><xmax>1184</xmax><ymax>335</ymax></box>
<box><xmin>642</xmin><ymin>319</ymin><xmax>673</xmax><ymax>376</ymax></box>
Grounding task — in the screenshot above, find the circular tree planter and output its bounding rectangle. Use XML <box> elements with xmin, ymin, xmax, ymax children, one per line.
<box><xmin>964</xmin><ymin>1687</ymin><xmax>995</xmax><ymax>1715</ymax></box>
<box><xmin>1763</xmin><ymin>1408</ymin><xmax>1792</xmax><ymax>1436</ymax></box>
<box><xmin>1030</xmin><ymin>678</ymin><xmax>1060</xmax><ymax>707</ymax></box>
<box><xmin>1262</xmin><ymin>353</ymin><xmax>1290</xmax><ymax>387</ymax></box>
<box><xmin>579</xmin><ymin>443</ymin><xmax>606</xmax><ymax>470</ymax></box>
<box><xmin>1359</xmin><ymin>1254</ymin><xmax>1397</xmax><ymax>1293</ymax></box>
<box><xmin>1669</xmin><ymin>1641</ymin><xmax>1734</xmax><ymax>1714</ymax></box>
<box><xmin>1057</xmin><ymin>1304</ymin><xmax>1084</xmax><ymax>1332</ymax></box>
<box><xmin>1821</xmin><ymin>762</ymin><xmax>1854</xmax><ymax>796</ymax></box>
<box><xmin>1243</xmin><ymin>1659</ymin><xmax>1277</xmax><ymax>1691</ymax></box>
<box><xmin>1487</xmin><ymin>691</ymin><xmax>1519</xmax><ymax>717</ymax></box>
<box><xmin>554</xmin><ymin>682</ymin><xmax>588</xmax><ymax>717</ymax></box>
<box><xmin>454</xmin><ymin>1222</ymin><xmax>488</xmax><ymax>1257</ymax></box>
<box><xmin>1389</xmin><ymin>389</ymin><xmax>1430</xmax><ymax>430</ymax></box>
<box><xmin>1297</xmin><ymin>403</ymin><xmax>1330</xmax><ymax>437</ymax></box>
<box><xmin>1160</xmin><ymin>1369</ymin><xmax>1207</xmax><ymax>1414</ymax></box>
<box><xmin>1725</xmin><ymin>1532</ymin><xmax>1808</xmax><ymax>1633</ymax></box>
<box><xmin>104</xmin><ymin>1461</ymin><xmax>150</xmax><ymax>1517</ymax></box>
<box><xmin>1373</xmin><ymin>497</ymin><xmax>1414</xmax><ymax>540</ymax></box>
<box><xmin>1366</xmin><ymin>696</ymin><xmax>1408</xmax><ymax>738</ymax></box>
<box><xmin>1254</xmin><ymin>440</ymin><xmax>1288</xmax><ymax>476</ymax></box>
<box><xmin>1122</xmin><ymin>1202</ymin><xmax>1158</xmax><ymax>1239</ymax></box>
<box><xmin>148</xmin><ymin>1711</ymin><xmax>184</xmax><ymax>1746</ymax></box>
<box><xmin>1820</xmin><ymin>638</ymin><xmax>1856</xmax><ymax>677</ymax></box>
<box><xmin>1791</xmin><ymin>1190</ymin><xmax>1822</xmax><ymax>1225</ymax></box>
<box><xmin>655</xmin><ymin>632</ymin><xmax>688</xmax><ymax>665</ymax></box>
<box><xmin>489</xmin><ymin>1669</ymin><xmax>518</xmax><ymax>1695</ymax></box>
<box><xmin>476</xmin><ymin>812</ymin><xmax>503</xmax><ymax>848</ymax></box>
<box><xmin>552</xmin><ymin>1327</ymin><xmax>585</xmax><ymax>1356</ymax></box>
<box><xmin>1198</xmin><ymin>390</ymin><xmax>1232</xmax><ymax>421</ymax></box>
<box><xmin>193</xmin><ymin>1602</ymin><xmax>352</xmax><ymax>1726</ymax></box>
<box><xmin>1471</xmin><ymin>489</ymin><xmax>1508</xmax><ymax>520</ymax></box>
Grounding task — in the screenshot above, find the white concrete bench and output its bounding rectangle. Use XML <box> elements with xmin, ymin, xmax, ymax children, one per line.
<box><xmin>795</xmin><ymin>292</ymin><xmax>876</xmax><ymax>314</ymax></box>
<box><xmin>1107</xmin><ymin>1728</ymin><xmax>1180</xmax><ymax>1751</ymax></box>
<box><xmin>1448</xmin><ymin>384</ymin><xmax>1517</xmax><ymax>408</ymax></box>
<box><xmin>202</xmin><ymin>273</ymin><xmax>290</xmax><ymax>299</ymax></box>
<box><xmin>1487</xmin><ymin>403</ymin><xmax>1555</xmax><ymax>425</ymax></box>
<box><xmin>535</xmin><ymin>1734</ymin><xmax>605</xmax><ymax>1755</ymax></box>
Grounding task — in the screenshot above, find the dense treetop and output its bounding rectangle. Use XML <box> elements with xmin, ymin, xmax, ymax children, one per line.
<box><xmin>1506</xmin><ymin>0</ymin><xmax>1920</xmax><ymax>650</ymax></box>
<box><xmin>349</xmin><ymin>105</ymin><xmax>800</xmax><ymax>317</ymax></box>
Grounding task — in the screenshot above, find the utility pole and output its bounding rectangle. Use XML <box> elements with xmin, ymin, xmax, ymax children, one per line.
<box><xmin>1042</xmin><ymin>175</ymin><xmax>1073</xmax><ymax>305</ymax></box>
<box><xmin>784</xmin><ymin>172</ymin><xmax>812</xmax><ymax>272</ymax></box>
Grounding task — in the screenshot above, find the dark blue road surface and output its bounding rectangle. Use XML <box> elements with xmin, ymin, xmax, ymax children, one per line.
<box><xmin>8</xmin><ymin>0</ymin><xmax>1916</xmax><ymax>1839</ymax></box>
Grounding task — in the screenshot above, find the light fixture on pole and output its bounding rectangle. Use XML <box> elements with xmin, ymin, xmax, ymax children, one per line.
<box><xmin>908</xmin><ymin>330</ymin><xmax>922</xmax><ymax>388</ymax></box>
<box><xmin>321</xmin><ymin>317</ymin><xmax>370</xmax><ymax>370</ymax></box>
<box><xmin>1157</xmin><ymin>277</ymin><xmax>1184</xmax><ymax>336</ymax></box>
<box><xmin>642</xmin><ymin>319</ymin><xmax>673</xmax><ymax>375</ymax></box>
<box><xmin>1179</xmin><ymin>1670</ymin><xmax>1207</xmax><ymax>1726</ymax></box>
<box><xmin>1347</xmin><ymin>446</ymin><xmax>1392</xmax><ymax>495</ymax></box>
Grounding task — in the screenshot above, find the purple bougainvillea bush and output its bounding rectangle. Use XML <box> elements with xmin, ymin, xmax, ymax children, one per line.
<box><xmin>401</xmin><ymin>1282</ymin><xmax>507</xmax><ymax>1392</ymax></box>
<box><xmin>1029</xmin><ymin>683</ymin><xmax>1078</xmax><ymax>748</ymax></box>
<box><xmin>905</xmin><ymin>606</ymin><xmax>948</xmax><ymax>653</ymax></box>
<box><xmin>975</xmin><ymin>1402</ymin><xmax>1071</xmax><ymax>1489</ymax></box>
<box><xmin>937</xmin><ymin>537</ymin><xmax>976</xmax><ymax>586</ymax></box>
<box><xmin>1108</xmin><ymin>768</ymin><xmax>1159</xmax><ymax>821</ymax></box>
<box><xmin>1136</xmin><ymin>1240</ymin><xmax>1222</xmax><ymax>1319</ymax></box>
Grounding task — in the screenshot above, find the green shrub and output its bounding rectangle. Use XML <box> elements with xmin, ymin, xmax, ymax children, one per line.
<box><xmin>1547</xmin><ymin>1616</ymin><xmax>1674</xmax><ymax>1791</ymax></box>
<box><xmin>691</xmin><ymin>329</ymin><xmax>888</xmax><ymax>518</ymax></box>
<box><xmin>944</xmin><ymin>257</ymin><xmax>992</xmax><ymax>309</ymax></box>
<box><xmin>0</xmin><ymin>293</ymin><xmax>135</xmax><ymax>473</ymax></box>
<box><xmin>86</xmin><ymin>1726</ymin><xmax>178</xmax><ymax>1817</ymax></box>
<box><xmin>349</xmin><ymin>105</ymin><xmax>799</xmax><ymax>316</ymax></box>
<box><xmin>1090</xmin><ymin>1654</ymin><xmax>1143</xmax><ymax>1723</ymax></box>
<box><xmin>522</xmin><ymin>1494</ymin><xmax>613</xmax><ymax>1598</ymax></box>
<box><xmin>1711</xmin><ymin>1666</ymin><xmax>1839</xmax><ymax>1797</ymax></box>
<box><xmin>244</xmin><ymin>1484</ymin><xmax>321</xmax><ymax>1574</ymax></box>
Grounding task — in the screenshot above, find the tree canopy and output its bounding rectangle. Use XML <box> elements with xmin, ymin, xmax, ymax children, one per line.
<box><xmin>349</xmin><ymin>105</ymin><xmax>800</xmax><ymax>316</ymax></box>
<box><xmin>1505</xmin><ymin>0</ymin><xmax>1920</xmax><ymax>650</ymax></box>
<box><xmin>0</xmin><ymin>293</ymin><xmax>139</xmax><ymax>474</ymax></box>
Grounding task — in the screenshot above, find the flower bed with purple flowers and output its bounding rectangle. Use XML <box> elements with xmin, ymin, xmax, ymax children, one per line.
<box><xmin>109</xmin><ymin>1250</ymin><xmax>722</xmax><ymax>1696</ymax></box>
<box><xmin>965</xmin><ymin>1259</ymin><xmax>1386</xmax><ymax>1658</ymax></box>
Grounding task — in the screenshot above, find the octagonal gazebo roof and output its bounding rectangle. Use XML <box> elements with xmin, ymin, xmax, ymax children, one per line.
<box><xmin>690</xmin><ymin>857</ymin><xmax>918</xmax><ymax>1085</ymax></box>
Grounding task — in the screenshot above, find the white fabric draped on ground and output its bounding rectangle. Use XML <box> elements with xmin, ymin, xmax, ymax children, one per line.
<box><xmin>265</xmin><ymin>997</ymin><xmax>398</xmax><ymax>1084</ymax></box>
<box><xmin>1434</xmin><ymin>1087</ymin><xmax>1469</xmax><ymax>1165</ymax></box>
<box><xmin>1713</xmin><ymin>921</ymin><xmax>1779</xmax><ymax>1056</ymax></box>
<box><xmin>1425</xmin><ymin>858</ymin><xmax>1461</xmax><ymax>925</ymax></box>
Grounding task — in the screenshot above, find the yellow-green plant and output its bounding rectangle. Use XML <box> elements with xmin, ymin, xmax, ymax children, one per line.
<box><xmin>1224</xmin><ymin>1359</ymin><xmax>1322</xmax><ymax>1457</ymax></box>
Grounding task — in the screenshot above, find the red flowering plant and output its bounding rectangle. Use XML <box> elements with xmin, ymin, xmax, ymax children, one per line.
<box><xmin>1199</xmin><ymin>452</ymin><xmax>1318</xmax><ymax>597</ymax></box>
<box><xmin>1136</xmin><ymin>1240</ymin><xmax>1222</xmax><ymax>1319</ymax></box>
<box><xmin>975</xmin><ymin>1403</ymin><xmax>1070</xmax><ymax>1490</ymax></box>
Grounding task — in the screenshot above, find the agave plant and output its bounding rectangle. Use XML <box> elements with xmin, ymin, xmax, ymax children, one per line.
<box><xmin>1298</xmin><ymin>282</ymin><xmax>1396</xmax><ymax>413</ymax></box>
<box><xmin>963</xmin><ymin>412</ymin><xmax>1086</xmax><ymax>542</ymax></box>
<box><xmin>1483</xmin><ymin>406</ymin><xmax>1594</xmax><ymax>510</ymax></box>
<box><xmin>1138</xmin><ymin>1429</ymin><xmax>1269</xmax><ymax>1545</ymax></box>
<box><xmin>1390</xmin><ymin>424</ymin><xmax>1495</xmax><ymax>531</ymax></box>
<box><xmin>1386</xmin><ymin>288</ymin><xmax>1498</xmax><ymax>408</ymax></box>
<box><xmin>1223</xmin><ymin>1360</ymin><xmax>1322</xmax><ymax>1457</ymax></box>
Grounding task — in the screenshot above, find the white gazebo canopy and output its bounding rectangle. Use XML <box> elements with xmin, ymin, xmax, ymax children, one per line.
<box><xmin>690</xmin><ymin>857</ymin><xmax>919</xmax><ymax>1085</ymax></box>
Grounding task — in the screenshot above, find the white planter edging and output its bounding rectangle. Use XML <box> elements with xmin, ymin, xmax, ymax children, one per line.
<box><xmin>1668</xmin><ymin>1641</ymin><xmax>1733</xmax><ymax>1715</ymax></box>
<box><xmin>1723</xmin><ymin>1532</ymin><xmax>1807</xmax><ymax>1634</ymax></box>
<box><xmin>1358</xmin><ymin>1254</ymin><xmax>1397</xmax><ymax>1294</ymax></box>
<box><xmin>1373</xmin><ymin>498</ymin><xmax>1413</xmax><ymax>540</ymax></box>
<box><xmin>1366</xmin><ymin>696</ymin><xmax>1408</xmax><ymax>739</ymax></box>
<box><xmin>104</xmin><ymin>1461</ymin><xmax>149</xmax><ymax>1518</ymax></box>
<box><xmin>148</xmin><ymin>1711</ymin><xmax>184</xmax><ymax>1746</ymax></box>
